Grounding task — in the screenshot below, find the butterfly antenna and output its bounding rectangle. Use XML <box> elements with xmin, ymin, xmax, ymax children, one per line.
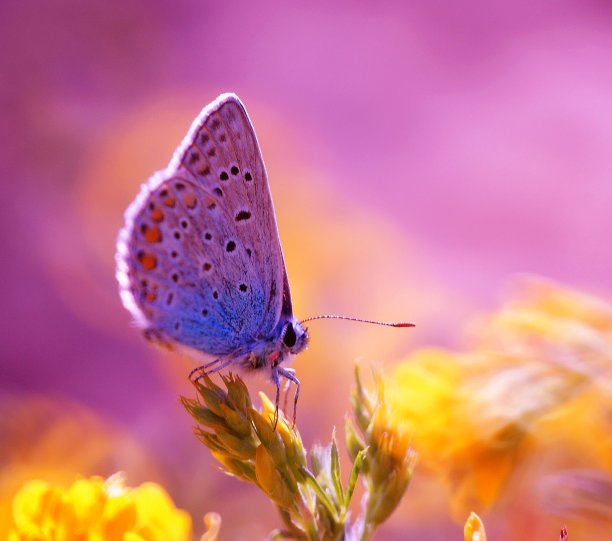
<box><xmin>299</xmin><ymin>315</ymin><xmax>415</xmax><ymax>328</ymax></box>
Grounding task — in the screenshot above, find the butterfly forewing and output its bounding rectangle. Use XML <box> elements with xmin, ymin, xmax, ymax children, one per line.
<box><xmin>116</xmin><ymin>94</ymin><xmax>289</xmax><ymax>356</ymax></box>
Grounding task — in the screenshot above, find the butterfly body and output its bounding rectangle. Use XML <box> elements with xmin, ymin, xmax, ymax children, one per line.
<box><xmin>142</xmin><ymin>316</ymin><xmax>308</xmax><ymax>374</ymax></box>
<box><xmin>233</xmin><ymin>319</ymin><xmax>308</xmax><ymax>373</ymax></box>
<box><xmin>116</xmin><ymin>93</ymin><xmax>307</xmax><ymax>404</ymax></box>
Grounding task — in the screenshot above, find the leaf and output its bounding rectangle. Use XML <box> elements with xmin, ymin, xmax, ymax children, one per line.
<box><xmin>330</xmin><ymin>429</ymin><xmax>344</xmax><ymax>504</ymax></box>
<box><xmin>344</xmin><ymin>448</ymin><xmax>369</xmax><ymax>511</ymax></box>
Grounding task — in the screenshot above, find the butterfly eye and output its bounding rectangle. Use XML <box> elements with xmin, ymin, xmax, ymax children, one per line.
<box><xmin>283</xmin><ymin>323</ymin><xmax>297</xmax><ymax>348</ymax></box>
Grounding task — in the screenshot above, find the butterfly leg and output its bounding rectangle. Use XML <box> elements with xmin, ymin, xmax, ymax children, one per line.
<box><xmin>189</xmin><ymin>354</ymin><xmax>234</xmax><ymax>383</ymax></box>
<box><xmin>281</xmin><ymin>367</ymin><xmax>296</xmax><ymax>415</ymax></box>
<box><xmin>278</xmin><ymin>367</ymin><xmax>300</xmax><ymax>428</ymax></box>
<box><xmin>271</xmin><ymin>368</ymin><xmax>282</xmax><ymax>430</ymax></box>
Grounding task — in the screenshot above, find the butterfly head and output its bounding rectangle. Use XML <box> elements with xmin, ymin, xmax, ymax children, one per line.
<box><xmin>280</xmin><ymin>319</ymin><xmax>309</xmax><ymax>355</ymax></box>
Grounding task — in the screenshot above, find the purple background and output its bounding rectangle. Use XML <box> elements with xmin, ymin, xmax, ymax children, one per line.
<box><xmin>1</xmin><ymin>1</ymin><xmax>611</xmax><ymax>539</ymax></box>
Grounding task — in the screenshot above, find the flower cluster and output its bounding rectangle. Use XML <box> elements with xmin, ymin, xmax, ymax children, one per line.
<box><xmin>8</xmin><ymin>473</ymin><xmax>196</xmax><ymax>541</ymax></box>
<box><xmin>181</xmin><ymin>370</ymin><xmax>416</xmax><ymax>540</ymax></box>
<box><xmin>345</xmin><ymin>366</ymin><xmax>417</xmax><ymax>540</ymax></box>
<box><xmin>387</xmin><ymin>278</ymin><xmax>612</xmax><ymax>517</ymax></box>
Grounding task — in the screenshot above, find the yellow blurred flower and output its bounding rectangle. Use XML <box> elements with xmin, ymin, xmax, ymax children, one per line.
<box><xmin>0</xmin><ymin>395</ymin><xmax>160</xmax><ymax>540</ymax></box>
<box><xmin>464</xmin><ymin>512</ymin><xmax>487</xmax><ymax>541</ymax></box>
<box><xmin>8</xmin><ymin>473</ymin><xmax>192</xmax><ymax>541</ymax></box>
<box><xmin>346</xmin><ymin>367</ymin><xmax>417</xmax><ymax>536</ymax></box>
<box><xmin>387</xmin><ymin>278</ymin><xmax>612</xmax><ymax>518</ymax></box>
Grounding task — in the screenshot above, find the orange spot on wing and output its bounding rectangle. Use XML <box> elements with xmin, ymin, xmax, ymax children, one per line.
<box><xmin>145</xmin><ymin>291</ymin><xmax>157</xmax><ymax>302</ymax></box>
<box><xmin>183</xmin><ymin>193</ymin><xmax>197</xmax><ymax>209</ymax></box>
<box><xmin>204</xmin><ymin>195</ymin><xmax>216</xmax><ymax>209</ymax></box>
<box><xmin>151</xmin><ymin>208</ymin><xmax>164</xmax><ymax>222</ymax></box>
<box><xmin>137</xmin><ymin>252</ymin><xmax>158</xmax><ymax>270</ymax></box>
<box><xmin>144</xmin><ymin>225</ymin><xmax>162</xmax><ymax>243</ymax></box>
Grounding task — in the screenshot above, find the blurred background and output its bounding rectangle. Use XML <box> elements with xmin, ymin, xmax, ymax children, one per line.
<box><xmin>1</xmin><ymin>1</ymin><xmax>611</xmax><ymax>539</ymax></box>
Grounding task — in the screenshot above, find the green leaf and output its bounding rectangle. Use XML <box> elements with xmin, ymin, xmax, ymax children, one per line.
<box><xmin>352</xmin><ymin>365</ymin><xmax>374</xmax><ymax>433</ymax></box>
<box><xmin>198</xmin><ymin>386</ymin><xmax>229</xmax><ymax>417</ymax></box>
<box><xmin>298</xmin><ymin>465</ymin><xmax>339</xmax><ymax>523</ymax></box>
<box><xmin>344</xmin><ymin>416</ymin><xmax>366</xmax><ymax>463</ymax></box>
<box><xmin>309</xmin><ymin>445</ymin><xmax>326</xmax><ymax>477</ymax></box>
<box><xmin>344</xmin><ymin>447</ymin><xmax>369</xmax><ymax>511</ymax></box>
<box><xmin>330</xmin><ymin>429</ymin><xmax>344</xmax><ymax>504</ymax></box>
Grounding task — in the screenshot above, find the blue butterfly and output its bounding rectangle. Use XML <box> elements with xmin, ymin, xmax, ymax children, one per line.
<box><xmin>116</xmin><ymin>93</ymin><xmax>411</xmax><ymax>426</ymax></box>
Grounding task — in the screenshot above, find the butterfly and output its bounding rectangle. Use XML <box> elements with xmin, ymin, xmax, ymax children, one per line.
<box><xmin>116</xmin><ymin>93</ymin><xmax>412</xmax><ymax>426</ymax></box>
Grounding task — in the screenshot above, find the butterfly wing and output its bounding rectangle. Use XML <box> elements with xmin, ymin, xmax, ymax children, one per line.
<box><xmin>116</xmin><ymin>94</ymin><xmax>292</xmax><ymax>356</ymax></box>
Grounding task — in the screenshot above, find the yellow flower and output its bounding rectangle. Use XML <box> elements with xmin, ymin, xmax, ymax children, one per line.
<box><xmin>346</xmin><ymin>367</ymin><xmax>417</xmax><ymax>532</ymax></box>
<box><xmin>9</xmin><ymin>473</ymin><xmax>192</xmax><ymax>541</ymax></box>
<box><xmin>464</xmin><ymin>512</ymin><xmax>487</xmax><ymax>541</ymax></box>
<box><xmin>0</xmin><ymin>395</ymin><xmax>159</xmax><ymax>540</ymax></box>
<box><xmin>387</xmin><ymin>278</ymin><xmax>612</xmax><ymax>518</ymax></box>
